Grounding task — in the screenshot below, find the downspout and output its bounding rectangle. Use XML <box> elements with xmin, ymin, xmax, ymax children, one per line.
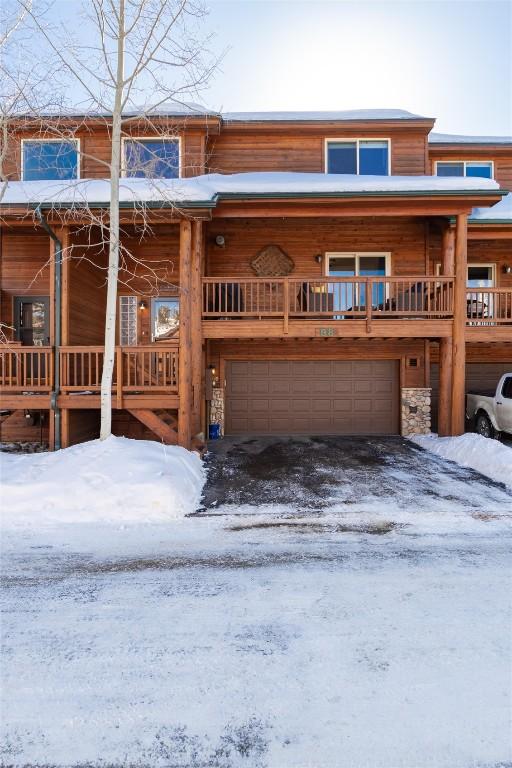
<box><xmin>35</xmin><ymin>206</ymin><xmax>62</xmax><ymax>450</ymax></box>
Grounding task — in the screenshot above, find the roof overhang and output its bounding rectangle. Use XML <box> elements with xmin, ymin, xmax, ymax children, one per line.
<box><xmin>0</xmin><ymin>189</ymin><xmax>505</xmax><ymax>221</ymax></box>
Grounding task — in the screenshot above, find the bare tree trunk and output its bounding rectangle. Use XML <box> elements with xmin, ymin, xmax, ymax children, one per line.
<box><xmin>100</xmin><ymin>0</ymin><xmax>125</xmax><ymax>440</ymax></box>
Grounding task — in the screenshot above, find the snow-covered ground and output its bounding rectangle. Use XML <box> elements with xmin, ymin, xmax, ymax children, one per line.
<box><xmin>410</xmin><ymin>432</ymin><xmax>512</xmax><ymax>488</ymax></box>
<box><xmin>1</xmin><ymin>437</ymin><xmax>512</xmax><ymax>767</ymax></box>
<box><xmin>0</xmin><ymin>435</ymin><xmax>204</xmax><ymax>527</ymax></box>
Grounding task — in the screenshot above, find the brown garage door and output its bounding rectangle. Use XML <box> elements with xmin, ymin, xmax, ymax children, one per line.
<box><xmin>225</xmin><ymin>360</ymin><xmax>399</xmax><ymax>435</ymax></box>
<box><xmin>430</xmin><ymin>361</ymin><xmax>512</xmax><ymax>429</ymax></box>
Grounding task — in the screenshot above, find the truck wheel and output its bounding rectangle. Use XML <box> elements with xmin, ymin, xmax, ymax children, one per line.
<box><xmin>475</xmin><ymin>413</ymin><xmax>494</xmax><ymax>439</ymax></box>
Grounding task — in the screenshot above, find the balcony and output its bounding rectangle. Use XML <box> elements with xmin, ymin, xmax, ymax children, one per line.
<box><xmin>0</xmin><ymin>345</ymin><xmax>179</xmax><ymax>409</ymax></box>
<box><xmin>465</xmin><ymin>288</ymin><xmax>512</xmax><ymax>341</ymax></box>
<box><xmin>202</xmin><ymin>276</ymin><xmax>455</xmax><ymax>338</ymax></box>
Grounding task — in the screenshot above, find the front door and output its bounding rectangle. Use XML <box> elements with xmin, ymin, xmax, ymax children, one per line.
<box><xmin>14</xmin><ymin>297</ymin><xmax>50</xmax><ymax>346</ymax></box>
<box><xmin>14</xmin><ymin>296</ymin><xmax>50</xmax><ymax>382</ymax></box>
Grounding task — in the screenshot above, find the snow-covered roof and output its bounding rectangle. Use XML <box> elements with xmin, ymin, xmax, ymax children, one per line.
<box><xmin>31</xmin><ymin>101</ymin><xmax>220</xmax><ymax>119</ymax></box>
<box><xmin>222</xmin><ymin>109</ymin><xmax>431</xmax><ymax>122</ymax></box>
<box><xmin>1</xmin><ymin>172</ymin><xmax>500</xmax><ymax>208</ymax></box>
<box><xmin>429</xmin><ymin>132</ymin><xmax>512</xmax><ymax>145</ymax></box>
<box><xmin>470</xmin><ymin>192</ymin><xmax>512</xmax><ymax>223</ymax></box>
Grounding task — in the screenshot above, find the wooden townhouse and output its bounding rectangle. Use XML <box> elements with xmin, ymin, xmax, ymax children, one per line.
<box><xmin>1</xmin><ymin>107</ymin><xmax>511</xmax><ymax>449</ymax></box>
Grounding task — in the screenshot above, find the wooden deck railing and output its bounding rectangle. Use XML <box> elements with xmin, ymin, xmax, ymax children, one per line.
<box><xmin>59</xmin><ymin>345</ymin><xmax>179</xmax><ymax>393</ymax></box>
<box><xmin>0</xmin><ymin>346</ymin><xmax>53</xmax><ymax>391</ymax></box>
<box><xmin>202</xmin><ymin>276</ymin><xmax>455</xmax><ymax>320</ymax></box>
<box><xmin>466</xmin><ymin>288</ymin><xmax>512</xmax><ymax>324</ymax></box>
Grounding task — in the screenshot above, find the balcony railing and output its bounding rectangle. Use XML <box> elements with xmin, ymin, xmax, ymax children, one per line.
<box><xmin>466</xmin><ymin>289</ymin><xmax>512</xmax><ymax>325</ymax></box>
<box><xmin>60</xmin><ymin>345</ymin><xmax>179</xmax><ymax>393</ymax></box>
<box><xmin>202</xmin><ymin>276</ymin><xmax>455</xmax><ymax>321</ymax></box>
<box><xmin>0</xmin><ymin>347</ymin><xmax>53</xmax><ymax>391</ymax></box>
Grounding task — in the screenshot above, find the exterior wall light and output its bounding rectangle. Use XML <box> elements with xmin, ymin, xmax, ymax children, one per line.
<box><xmin>138</xmin><ymin>299</ymin><xmax>147</xmax><ymax>310</ymax></box>
<box><xmin>314</xmin><ymin>254</ymin><xmax>323</xmax><ymax>264</ymax></box>
<box><xmin>503</xmin><ymin>265</ymin><xmax>512</xmax><ymax>274</ymax></box>
<box><xmin>215</xmin><ymin>235</ymin><xmax>226</xmax><ymax>247</ymax></box>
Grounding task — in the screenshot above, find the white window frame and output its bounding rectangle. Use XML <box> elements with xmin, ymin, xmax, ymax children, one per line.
<box><xmin>118</xmin><ymin>295</ymin><xmax>138</xmax><ymax>346</ymax></box>
<box><xmin>121</xmin><ymin>135</ymin><xmax>182</xmax><ymax>178</ymax></box>
<box><xmin>324</xmin><ymin>138</ymin><xmax>391</xmax><ymax>175</ymax></box>
<box><xmin>324</xmin><ymin>251</ymin><xmax>392</xmax><ymax>277</ymax></box>
<box><xmin>466</xmin><ymin>262</ymin><xmax>496</xmax><ymax>287</ymax></box>
<box><xmin>435</xmin><ymin>261</ymin><xmax>496</xmax><ymax>286</ymax></box>
<box><xmin>150</xmin><ymin>294</ymin><xmax>180</xmax><ymax>342</ymax></box>
<box><xmin>21</xmin><ymin>137</ymin><xmax>81</xmax><ymax>181</ymax></box>
<box><xmin>434</xmin><ymin>159</ymin><xmax>494</xmax><ymax>179</ymax></box>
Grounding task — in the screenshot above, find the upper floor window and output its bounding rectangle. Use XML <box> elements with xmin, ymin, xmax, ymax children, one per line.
<box><xmin>22</xmin><ymin>139</ymin><xmax>79</xmax><ymax>181</ymax></box>
<box><xmin>326</xmin><ymin>139</ymin><xmax>390</xmax><ymax>175</ymax></box>
<box><xmin>435</xmin><ymin>160</ymin><xmax>493</xmax><ymax>179</ymax></box>
<box><xmin>123</xmin><ymin>137</ymin><xmax>180</xmax><ymax>179</ymax></box>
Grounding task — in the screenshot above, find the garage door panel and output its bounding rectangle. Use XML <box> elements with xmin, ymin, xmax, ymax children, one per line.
<box><xmin>312</xmin><ymin>380</ymin><xmax>332</xmax><ymax>394</ymax></box>
<box><xmin>334</xmin><ymin>380</ymin><xmax>352</xmax><ymax>394</ymax></box>
<box><xmin>353</xmin><ymin>362</ymin><xmax>374</xmax><ymax>376</ymax></box>
<box><xmin>374</xmin><ymin>380</ymin><xmax>394</xmax><ymax>394</ymax></box>
<box><xmin>333</xmin><ymin>399</ymin><xmax>352</xmax><ymax>412</ymax></box>
<box><xmin>226</xmin><ymin>360</ymin><xmax>399</xmax><ymax>435</ymax></box>
<box><xmin>268</xmin><ymin>361</ymin><xmax>291</xmax><ymax>376</ymax></box>
<box><xmin>334</xmin><ymin>361</ymin><xmax>354</xmax><ymax>376</ymax></box>
<box><xmin>270</xmin><ymin>380</ymin><xmax>293</xmax><ymax>394</ymax></box>
<box><xmin>312</xmin><ymin>398</ymin><xmax>332</xmax><ymax>412</ymax></box>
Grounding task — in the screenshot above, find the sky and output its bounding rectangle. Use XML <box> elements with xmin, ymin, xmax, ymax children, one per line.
<box><xmin>29</xmin><ymin>0</ymin><xmax>512</xmax><ymax>136</ymax></box>
<box><xmin>204</xmin><ymin>0</ymin><xmax>511</xmax><ymax>135</ymax></box>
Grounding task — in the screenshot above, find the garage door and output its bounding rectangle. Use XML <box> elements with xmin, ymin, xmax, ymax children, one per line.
<box><xmin>225</xmin><ymin>360</ymin><xmax>399</xmax><ymax>435</ymax></box>
<box><xmin>430</xmin><ymin>361</ymin><xmax>512</xmax><ymax>429</ymax></box>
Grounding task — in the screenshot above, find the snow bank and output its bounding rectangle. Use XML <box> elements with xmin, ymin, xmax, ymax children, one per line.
<box><xmin>410</xmin><ymin>433</ymin><xmax>512</xmax><ymax>488</ymax></box>
<box><xmin>1</xmin><ymin>170</ymin><xmax>500</xmax><ymax>207</ymax></box>
<box><xmin>471</xmin><ymin>191</ymin><xmax>512</xmax><ymax>222</ymax></box>
<box><xmin>0</xmin><ymin>436</ymin><xmax>204</xmax><ymax>528</ymax></box>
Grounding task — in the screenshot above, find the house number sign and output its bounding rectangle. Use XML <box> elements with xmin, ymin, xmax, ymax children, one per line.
<box><xmin>318</xmin><ymin>327</ymin><xmax>337</xmax><ymax>337</ymax></box>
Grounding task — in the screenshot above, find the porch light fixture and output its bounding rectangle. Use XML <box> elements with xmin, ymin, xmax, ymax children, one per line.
<box><xmin>503</xmin><ymin>264</ymin><xmax>512</xmax><ymax>274</ymax></box>
<box><xmin>215</xmin><ymin>235</ymin><xmax>226</xmax><ymax>248</ymax></box>
<box><xmin>314</xmin><ymin>254</ymin><xmax>323</xmax><ymax>264</ymax></box>
<box><xmin>138</xmin><ymin>299</ymin><xmax>147</xmax><ymax>310</ymax></box>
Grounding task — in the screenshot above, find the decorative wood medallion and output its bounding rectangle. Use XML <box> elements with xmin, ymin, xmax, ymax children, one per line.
<box><xmin>250</xmin><ymin>244</ymin><xmax>294</xmax><ymax>277</ymax></box>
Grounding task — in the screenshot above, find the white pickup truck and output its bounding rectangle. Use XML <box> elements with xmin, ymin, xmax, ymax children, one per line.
<box><xmin>466</xmin><ymin>373</ymin><xmax>512</xmax><ymax>439</ymax></box>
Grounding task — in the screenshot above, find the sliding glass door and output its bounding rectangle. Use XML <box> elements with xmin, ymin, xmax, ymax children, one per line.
<box><xmin>326</xmin><ymin>253</ymin><xmax>389</xmax><ymax>312</ymax></box>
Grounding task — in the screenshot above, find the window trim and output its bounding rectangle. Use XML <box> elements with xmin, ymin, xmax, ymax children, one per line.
<box><xmin>466</xmin><ymin>262</ymin><xmax>496</xmax><ymax>287</ymax></box>
<box><xmin>150</xmin><ymin>294</ymin><xmax>180</xmax><ymax>342</ymax></box>
<box><xmin>121</xmin><ymin>135</ymin><xmax>182</xmax><ymax>179</ymax></box>
<box><xmin>324</xmin><ymin>138</ymin><xmax>391</xmax><ymax>175</ymax></box>
<box><xmin>118</xmin><ymin>294</ymin><xmax>138</xmax><ymax>347</ymax></box>
<box><xmin>434</xmin><ymin>159</ymin><xmax>494</xmax><ymax>179</ymax></box>
<box><xmin>21</xmin><ymin>137</ymin><xmax>81</xmax><ymax>181</ymax></box>
<box><xmin>324</xmin><ymin>252</ymin><xmax>392</xmax><ymax>278</ymax></box>
<box><xmin>435</xmin><ymin>261</ymin><xmax>497</xmax><ymax>286</ymax></box>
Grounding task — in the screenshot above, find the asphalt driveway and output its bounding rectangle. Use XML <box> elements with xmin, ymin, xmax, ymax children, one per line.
<box><xmin>201</xmin><ymin>435</ymin><xmax>512</xmax><ymax>514</ymax></box>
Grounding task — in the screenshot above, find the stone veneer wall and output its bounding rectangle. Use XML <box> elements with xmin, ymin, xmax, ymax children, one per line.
<box><xmin>209</xmin><ymin>387</ymin><xmax>225</xmax><ymax>435</ymax></box>
<box><xmin>401</xmin><ymin>387</ymin><xmax>432</xmax><ymax>436</ymax></box>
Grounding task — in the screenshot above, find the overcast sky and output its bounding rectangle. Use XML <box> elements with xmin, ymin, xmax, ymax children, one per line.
<box><xmin>205</xmin><ymin>0</ymin><xmax>511</xmax><ymax>135</ymax></box>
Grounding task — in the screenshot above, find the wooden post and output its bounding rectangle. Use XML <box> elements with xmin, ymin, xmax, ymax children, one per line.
<box><xmin>438</xmin><ymin>337</ymin><xmax>453</xmax><ymax>436</ymax></box>
<box><xmin>190</xmin><ymin>220</ymin><xmax>204</xmax><ymax>439</ymax></box>
<box><xmin>178</xmin><ymin>219</ymin><xmax>193</xmax><ymax>448</ymax></box>
<box><xmin>116</xmin><ymin>346</ymin><xmax>123</xmax><ymax>409</ymax></box>
<box><xmin>451</xmin><ymin>213</ymin><xmax>467</xmax><ymax>435</ymax></box>
<box><xmin>441</xmin><ymin>226</ymin><xmax>455</xmax><ymax>276</ymax></box>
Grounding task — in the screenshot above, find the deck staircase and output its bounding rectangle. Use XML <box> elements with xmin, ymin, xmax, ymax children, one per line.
<box><xmin>127</xmin><ymin>408</ymin><xmax>178</xmax><ymax>445</ymax></box>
